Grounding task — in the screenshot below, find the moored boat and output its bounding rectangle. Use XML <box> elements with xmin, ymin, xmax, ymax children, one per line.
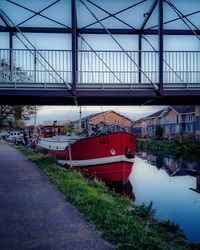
<box><xmin>38</xmin><ymin>131</ymin><xmax>136</xmax><ymax>183</ymax></box>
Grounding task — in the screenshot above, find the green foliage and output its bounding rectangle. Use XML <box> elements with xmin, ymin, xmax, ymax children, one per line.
<box><xmin>64</xmin><ymin>123</ymin><xmax>73</xmax><ymax>133</ymax></box>
<box><xmin>72</xmin><ymin>127</ymin><xmax>86</xmax><ymax>135</ymax></box>
<box><xmin>133</xmin><ymin>201</ymin><xmax>156</xmax><ymax>219</ymax></box>
<box><xmin>136</xmin><ymin>138</ymin><xmax>147</xmax><ymax>152</ymax></box>
<box><xmin>137</xmin><ymin>137</ymin><xmax>200</xmax><ymax>161</ymax></box>
<box><xmin>12</xmin><ymin>143</ymin><xmax>199</xmax><ymax>250</ymax></box>
<box><xmin>155</xmin><ymin>125</ymin><xmax>164</xmax><ymax>138</ymax></box>
<box><xmin>0</xmin><ymin>105</ymin><xmax>41</xmax><ymax>129</ymax></box>
<box><xmin>159</xmin><ymin>220</ymin><xmax>184</xmax><ymax>235</ymax></box>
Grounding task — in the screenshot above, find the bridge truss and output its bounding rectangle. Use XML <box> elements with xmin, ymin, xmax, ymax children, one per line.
<box><xmin>0</xmin><ymin>0</ymin><xmax>200</xmax><ymax>105</ymax></box>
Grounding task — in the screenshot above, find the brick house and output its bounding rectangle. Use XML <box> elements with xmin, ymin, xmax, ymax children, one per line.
<box><xmin>80</xmin><ymin>110</ymin><xmax>132</xmax><ymax>132</ymax></box>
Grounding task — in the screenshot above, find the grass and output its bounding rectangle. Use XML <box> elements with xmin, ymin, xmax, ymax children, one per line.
<box><xmin>12</xmin><ymin>143</ymin><xmax>200</xmax><ymax>250</ymax></box>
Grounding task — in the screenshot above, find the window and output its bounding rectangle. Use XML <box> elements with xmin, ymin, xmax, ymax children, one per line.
<box><xmin>185</xmin><ymin>124</ymin><xmax>193</xmax><ymax>132</ymax></box>
<box><xmin>175</xmin><ymin>125</ymin><xmax>179</xmax><ymax>133</ymax></box>
<box><xmin>45</xmin><ymin>128</ymin><xmax>53</xmax><ymax>135</ymax></box>
<box><xmin>176</xmin><ymin>115</ymin><xmax>179</xmax><ymax>123</ymax></box>
<box><xmin>186</xmin><ymin>114</ymin><xmax>192</xmax><ymax>122</ymax></box>
<box><xmin>165</xmin><ymin>125</ymin><xmax>170</xmax><ymax>133</ymax></box>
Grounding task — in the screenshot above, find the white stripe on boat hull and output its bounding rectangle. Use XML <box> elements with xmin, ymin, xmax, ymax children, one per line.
<box><xmin>57</xmin><ymin>155</ymin><xmax>134</xmax><ymax>167</ymax></box>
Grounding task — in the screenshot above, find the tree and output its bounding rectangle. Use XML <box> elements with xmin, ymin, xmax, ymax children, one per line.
<box><xmin>0</xmin><ymin>58</ymin><xmax>40</xmax><ymax>129</ymax></box>
<box><xmin>155</xmin><ymin>125</ymin><xmax>164</xmax><ymax>139</ymax></box>
<box><xmin>0</xmin><ymin>59</ymin><xmax>32</xmax><ymax>83</ymax></box>
<box><xmin>0</xmin><ymin>105</ymin><xmax>41</xmax><ymax>129</ymax></box>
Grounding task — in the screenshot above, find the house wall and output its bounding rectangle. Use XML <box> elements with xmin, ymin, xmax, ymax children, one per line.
<box><xmin>131</xmin><ymin>121</ymin><xmax>142</xmax><ymax>137</ymax></box>
<box><xmin>161</xmin><ymin>109</ymin><xmax>177</xmax><ymax>125</ymax></box>
<box><xmin>90</xmin><ymin>111</ymin><xmax>132</xmax><ymax>127</ymax></box>
<box><xmin>141</xmin><ymin>121</ymin><xmax>147</xmax><ymax>138</ymax></box>
<box><xmin>195</xmin><ymin>105</ymin><xmax>200</xmax><ymax>140</ymax></box>
<box><xmin>145</xmin><ymin>108</ymin><xmax>195</xmax><ymax>139</ymax></box>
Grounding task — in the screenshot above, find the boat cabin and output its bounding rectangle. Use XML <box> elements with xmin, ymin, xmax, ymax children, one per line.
<box><xmin>40</xmin><ymin>125</ymin><xmax>65</xmax><ymax>138</ymax></box>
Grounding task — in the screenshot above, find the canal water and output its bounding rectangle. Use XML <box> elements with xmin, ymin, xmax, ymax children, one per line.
<box><xmin>129</xmin><ymin>153</ymin><xmax>200</xmax><ymax>243</ymax></box>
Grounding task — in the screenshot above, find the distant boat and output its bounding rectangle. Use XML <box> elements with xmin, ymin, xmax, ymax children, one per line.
<box><xmin>38</xmin><ymin>130</ymin><xmax>136</xmax><ymax>183</ymax></box>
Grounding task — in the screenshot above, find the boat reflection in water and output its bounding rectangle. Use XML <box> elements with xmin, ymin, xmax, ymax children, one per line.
<box><xmin>106</xmin><ymin>181</ymin><xmax>135</xmax><ymax>201</ymax></box>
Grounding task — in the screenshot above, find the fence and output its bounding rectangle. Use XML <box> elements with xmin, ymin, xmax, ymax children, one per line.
<box><xmin>0</xmin><ymin>49</ymin><xmax>200</xmax><ymax>90</ymax></box>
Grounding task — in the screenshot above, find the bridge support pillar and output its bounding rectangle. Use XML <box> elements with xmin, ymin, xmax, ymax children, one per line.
<box><xmin>158</xmin><ymin>0</ymin><xmax>163</xmax><ymax>93</ymax></box>
<box><xmin>9</xmin><ymin>31</ymin><xmax>13</xmax><ymax>81</ymax></box>
<box><xmin>138</xmin><ymin>34</ymin><xmax>142</xmax><ymax>84</ymax></box>
<box><xmin>71</xmin><ymin>0</ymin><xmax>78</xmax><ymax>96</ymax></box>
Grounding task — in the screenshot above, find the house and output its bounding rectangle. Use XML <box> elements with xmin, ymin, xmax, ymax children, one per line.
<box><xmin>134</xmin><ymin>106</ymin><xmax>196</xmax><ymax>138</ymax></box>
<box><xmin>131</xmin><ymin>118</ymin><xmax>147</xmax><ymax>138</ymax></box>
<box><xmin>79</xmin><ymin>110</ymin><xmax>132</xmax><ymax>131</ymax></box>
<box><xmin>145</xmin><ymin>108</ymin><xmax>165</xmax><ymax>138</ymax></box>
<box><xmin>195</xmin><ymin>105</ymin><xmax>200</xmax><ymax>140</ymax></box>
<box><xmin>160</xmin><ymin>106</ymin><xmax>195</xmax><ymax>138</ymax></box>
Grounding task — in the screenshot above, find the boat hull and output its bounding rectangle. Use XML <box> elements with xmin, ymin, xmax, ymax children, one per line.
<box><xmin>39</xmin><ymin>132</ymin><xmax>136</xmax><ymax>182</ymax></box>
<box><xmin>74</xmin><ymin>162</ymin><xmax>133</xmax><ymax>182</ymax></box>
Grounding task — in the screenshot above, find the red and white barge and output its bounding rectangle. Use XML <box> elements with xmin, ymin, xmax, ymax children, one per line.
<box><xmin>38</xmin><ymin>131</ymin><xmax>136</xmax><ymax>183</ymax></box>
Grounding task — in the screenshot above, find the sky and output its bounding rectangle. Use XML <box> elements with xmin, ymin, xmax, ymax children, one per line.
<box><xmin>26</xmin><ymin>105</ymin><xmax>164</xmax><ymax>125</ymax></box>
<box><xmin>1</xmin><ymin>0</ymin><xmax>200</xmax><ymax>51</ymax></box>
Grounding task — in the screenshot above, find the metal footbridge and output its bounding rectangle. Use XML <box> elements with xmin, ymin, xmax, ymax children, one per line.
<box><xmin>0</xmin><ymin>0</ymin><xmax>200</xmax><ymax>105</ymax></box>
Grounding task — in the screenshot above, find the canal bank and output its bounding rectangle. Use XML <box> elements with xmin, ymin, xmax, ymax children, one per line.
<box><xmin>0</xmin><ymin>140</ymin><xmax>114</xmax><ymax>250</ymax></box>
<box><xmin>136</xmin><ymin>137</ymin><xmax>200</xmax><ymax>160</ymax></box>
<box><xmin>5</xmin><ymin>141</ymin><xmax>200</xmax><ymax>250</ymax></box>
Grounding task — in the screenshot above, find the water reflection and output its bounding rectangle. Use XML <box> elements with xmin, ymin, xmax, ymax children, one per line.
<box><xmin>106</xmin><ymin>181</ymin><xmax>135</xmax><ymax>201</ymax></box>
<box><xmin>137</xmin><ymin>152</ymin><xmax>200</xmax><ymax>189</ymax></box>
<box><xmin>129</xmin><ymin>152</ymin><xmax>200</xmax><ymax>242</ymax></box>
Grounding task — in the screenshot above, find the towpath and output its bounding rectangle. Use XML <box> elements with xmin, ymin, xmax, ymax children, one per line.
<box><xmin>0</xmin><ymin>140</ymin><xmax>114</xmax><ymax>250</ymax></box>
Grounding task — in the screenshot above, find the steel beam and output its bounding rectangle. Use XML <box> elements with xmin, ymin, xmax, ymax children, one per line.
<box><xmin>81</xmin><ymin>0</ymin><xmax>145</xmax><ymax>30</ymax></box>
<box><xmin>1</xmin><ymin>26</ymin><xmax>200</xmax><ymax>35</ymax></box>
<box><xmin>147</xmin><ymin>9</ymin><xmax>200</xmax><ymax>30</ymax></box>
<box><xmin>140</xmin><ymin>0</ymin><xmax>158</xmax><ymax>30</ymax></box>
<box><xmin>9</xmin><ymin>32</ymin><xmax>13</xmax><ymax>81</ymax></box>
<box><xmin>0</xmin><ymin>25</ymin><xmax>199</xmax><ymax>36</ymax></box>
<box><xmin>138</xmin><ymin>34</ymin><xmax>142</xmax><ymax>84</ymax></box>
<box><xmin>158</xmin><ymin>0</ymin><xmax>163</xmax><ymax>93</ymax></box>
<box><xmin>71</xmin><ymin>0</ymin><xmax>78</xmax><ymax>95</ymax></box>
<box><xmin>1</xmin><ymin>89</ymin><xmax>200</xmax><ymax>105</ymax></box>
<box><xmin>79</xmin><ymin>28</ymin><xmax>200</xmax><ymax>35</ymax></box>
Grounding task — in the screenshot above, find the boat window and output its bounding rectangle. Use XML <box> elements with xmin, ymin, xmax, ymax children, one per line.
<box><xmin>45</xmin><ymin>128</ymin><xmax>53</xmax><ymax>135</ymax></box>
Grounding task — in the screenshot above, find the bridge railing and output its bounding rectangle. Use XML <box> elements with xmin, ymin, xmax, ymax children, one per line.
<box><xmin>0</xmin><ymin>49</ymin><xmax>72</xmax><ymax>89</ymax></box>
<box><xmin>78</xmin><ymin>50</ymin><xmax>200</xmax><ymax>90</ymax></box>
<box><xmin>163</xmin><ymin>51</ymin><xmax>200</xmax><ymax>88</ymax></box>
<box><xmin>78</xmin><ymin>50</ymin><xmax>158</xmax><ymax>89</ymax></box>
<box><xmin>0</xmin><ymin>49</ymin><xmax>200</xmax><ymax>90</ymax></box>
